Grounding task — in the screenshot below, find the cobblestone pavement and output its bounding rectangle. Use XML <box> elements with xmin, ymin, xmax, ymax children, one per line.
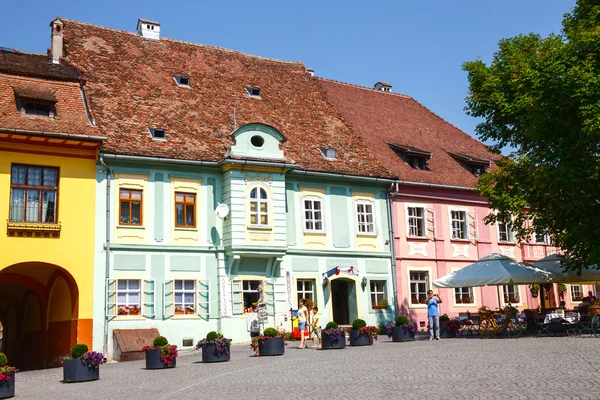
<box><xmin>12</xmin><ymin>336</ymin><xmax>600</xmax><ymax>399</ymax></box>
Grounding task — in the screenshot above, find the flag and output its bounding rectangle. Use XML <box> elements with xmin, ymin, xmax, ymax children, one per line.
<box><xmin>325</xmin><ymin>266</ymin><xmax>359</xmax><ymax>277</ymax></box>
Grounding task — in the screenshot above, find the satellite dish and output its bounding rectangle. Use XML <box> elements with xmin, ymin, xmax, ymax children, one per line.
<box><xmin>216</xmin><ymin>203</ymin><xmax>230</xmax><ymax>220</ymax></box>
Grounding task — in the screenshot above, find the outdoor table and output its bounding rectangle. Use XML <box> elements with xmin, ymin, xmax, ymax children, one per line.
<box><xmin>544</xmin><ymin>312</ymin><xmax>578</xmax><ymax>324</ymax></box>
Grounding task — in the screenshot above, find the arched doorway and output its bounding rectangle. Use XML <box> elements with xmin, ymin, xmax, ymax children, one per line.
<box><xmin>330</xmin><ymin>278</ymin><xmax>358</xmax><ymax>325</ymax></box>
<box><xmin>0</xmin><ymin>262</ymin><xmax>78</xmax><ymax>370</ymax></box>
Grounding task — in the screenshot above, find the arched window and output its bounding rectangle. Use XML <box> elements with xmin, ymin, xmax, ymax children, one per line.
<box><xmin>249</xmin><ymin>186</ymin><xmax>269</xmax><ymax>226</ymax></box>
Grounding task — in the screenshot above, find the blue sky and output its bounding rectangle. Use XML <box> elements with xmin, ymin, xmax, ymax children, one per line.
<box><xmin>4</xmin><ymin>0</ymin><xmax>575</xmax><ymax>150</ymax></box>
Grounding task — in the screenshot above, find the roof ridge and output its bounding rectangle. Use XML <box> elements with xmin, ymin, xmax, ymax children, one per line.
<box><xmin>315</xmin><ymin>76</ymin><xmax>412</xmax><ymax>99</ymax></box>
<box><xmin>60</xmin><ymin>17</ymin><xmax>304</xmax><ymax>66</ymax></box>
<box><xmin>0</xmin><ymin>48</ymin><xmax>47</xmax><ymax>57</ymax></box>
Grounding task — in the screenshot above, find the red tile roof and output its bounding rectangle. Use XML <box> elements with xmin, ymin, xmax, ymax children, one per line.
<box><xmin>59</xmin><ymin>19</ymin><xmax>389</xmax><ymax>177</ymax></box>
<box><xmin>0</xmin><ymin>49</ymin><xmax>98</xmax><ymax>137</ymax></box>
<box><xmin>317</xmin><ymin>78</ymin><xmax>499</xmax><ymax>188</ymax></box>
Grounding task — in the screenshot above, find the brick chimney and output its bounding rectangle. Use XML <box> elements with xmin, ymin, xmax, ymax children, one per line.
<box><xmin>137</xmin><ymin>18</ymin><xmax>161</xmax><ymax>40</ymax></box>
<box><xmin>374</xmin><ymin>81</ymin><xmax>392</xmax><ymax>92</ymax></box>
<box><xmin>50</xmin><ymin>18</ymin><xmax>64</xmax><ymax>64</ymax></box>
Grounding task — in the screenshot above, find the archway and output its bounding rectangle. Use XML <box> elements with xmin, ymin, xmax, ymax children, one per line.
<box><xmin>0</xmin><ymin>262</ymin><xmax>79</xmax><ymax>370</ymax></box>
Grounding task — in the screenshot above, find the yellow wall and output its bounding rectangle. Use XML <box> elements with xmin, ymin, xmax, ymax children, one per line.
<box><xmin>114</xmin><ymin>172</ymin><xmax>148</xmax><ymax>244</ymax></box>
<box><xmin>351</xmin><ymin>190</ymin><xmax>379</xmax><ymax>251</ymax></box>
<box><xmin>0</xmin><ymin>144</ymin><xmax>97</xmax><ymax>320</ymax></box>
<box><xmin>170</xmin><ymin>177</ymin><xmax>202</xmax><ymax>245</ymax></box>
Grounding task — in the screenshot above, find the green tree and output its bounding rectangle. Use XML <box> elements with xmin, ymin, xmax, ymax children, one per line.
<box><xmin>463</xmin><ymin>0</ymin><xmax>600</xmax><ymax>272</ymax></box>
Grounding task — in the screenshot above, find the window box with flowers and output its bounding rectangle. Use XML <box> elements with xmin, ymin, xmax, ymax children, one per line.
<box><xmin>0</xmin><ymin>352</ymin><xmax>17</xmax><ymax>399</ymax></box>
<box><xmin>118</xmin><ymin>304</ymin><xmax>141</xmax><ymax>316</ymax></box>
<box><xmin>386</xmin><ymin>316</ymin><xmax>418</xmax><ymax>342</ymax></box>
<box><xmin>321</xmin><ymin>322</ymin><xmax>346</xmax><ymax>350</ymax></box>
<box><xmin>174</xmin><ymin>305</ymin><xmax>195</xmax><ymax>316</ymax></box>
<box><xmin>348</xmin><ymin>319</ymin><xmax>378</xmax><ymax>346</ymax></box>
<box><xmin>589</xmin><ymin>300</ymin><xmax>600</xmax><ymax>315</ymax></box>
<box><xmin>410</xmin><ymin>297</ymin><xmax>428</xmax><ymax>305</ymax></box>
<box><xmin>63</xmin><ymin>344</ymin><xmax>105</xmax><ymax>383</ymax></box>
<box><xmin>504</xmin><ymin>295</ymin><xmax>519</xmax><ymax>304</ymax></box>
<box><xmin>372</xmin><ymin>298</ymin><xmax>390</xmax><ymax>310</ymax></box>
<box><xmin>142</xmin><ymin>336</ymin><xmax>178</xmax><ymax>369</ymax></box>
<box><xmin>197</xmin><ymin>331</ymin><xmax>231</xmax><ymax>362</ymax></box>
<box><xmin>251</xmin><ymin>327</ymin><xmax>285</xmax><ymax>356</ymax></box>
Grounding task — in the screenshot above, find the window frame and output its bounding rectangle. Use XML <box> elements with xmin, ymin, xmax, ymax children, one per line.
<box><xmin>241</xmin><ymin>279</ymin><xmax>262</xmax><ymax>314</ymax></box>
<box><xmin>370</xmin><ymin>280</ymin><xmax>387</xmax><ymax>308</ymax></box>
<box><xmin>174</xmin><ymin>191</ymin><xmax>196</xmax><ymax>228</ymax></box>
<box><xmin>406</xmin><ymin>205</ymin><xmax>427</xmax><ymax>238</ymax></box>
<box><xmin>119</xmin><ymin>188</ymin><xmax>143</xmax><ymax>226</ymax></box>
<box><xmin>173</xmin><ymin>279</ymin><xmax>197</xmax><ymax>315</ymax></box>
<box><xmin>534</xmin><ymin>231</ymin><xmax>549</xmax><ymax>244</ymax></box>
<box><xmin>570</xmin><ymin>285</ymin><xmax>583</xmax><ymax>303</ymax></box>
<box><xmin>248</xmin><ymin>186</ymin><xmax>270</xmax><ymax>228</ymax></box>
<box><xmin>497</xmin><ymin>219</ymin><xmax>515</xmax><ymax>243</ymax></box>
<box><xmin>408</xmin><ymin>268</ymin><xmax>431</xmax><ymax>308</ymax></box>
<box><xmin>453</xmin><ymin>287</ymin><xmax>475</xmax><ymax>306</ymax></box>
<box><xmin>302</xmin><ymin>196</ymin><xmax>325</xmax><ymax>233</ymax></box>
<box><xmin>9</xmin><ymin>164</ymin><xmax>59</xmax><ymax>224</ymax></box>
<box><xmin>449</xmin><ymin>208</ymin><xmax>468</xmax><ymax>240</ymax></box>
<box><xmin>20</xmin><ymin>100</ymin><xmax>55</xmax><ymax>118</ymax></box>
<box><xmin>502</xmin><ymin>284</ymin><xmax>522</xmax><ymax>306</ymax></box>
<box><xmin>116</xmin><ymin>279</ymin><xmax>142</xmax><ymax>315</ymax></box>
<box><xmin>355</xmin><ymin>200</ymin><xmax>376</xmax><ymax>236</ymax></box>
<box><xmin>296</xmin><ymin>279</ymin><xmax>316</xmax><ymax>306</ymax></box>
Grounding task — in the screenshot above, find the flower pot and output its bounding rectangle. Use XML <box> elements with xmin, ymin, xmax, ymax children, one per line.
<box><xmin>202</xmin><ymin>343</ymin><xmax>230</xmax><ymax>362</ymax></box>
<box><xmin>0</xmin><ymin>371</ymin><xmax>15</xmax><ymax>399</ymax></box>
<box><xmin>321</xmin><ymin>331</ymin><xmax>346</xmax><ymax>350</ymax></box>
<box><xmin>439</xmin><ymin>326</ymin><xmax>456</xmax><ymax>339</ymax></box>
<box><xmin>348</xmin><ymin>329</ymin><xmax>372</xmax><ymax>346</ymax></box>
<box><xmin>258</xmin><ymin>337</ymin><xmax>285</xmax><ymax>356</ymax></box>
<box><xmin>391</xmin><ymin>326</ymin><xmax>415</xmax><ymax>342</ymax></box>
<box><xmin>145</xmin><ymin>348</ymin><xmax>176</xmax><ymax>369</ymax></box>
<box><xmin>590</xmin><ymin>306</ymin><xmax>600</xmax><ymax>315</ymax></box>
<box><xmin>63</xmin><ymin>358</ymin><xmax>100</xmax><ymax>383</ymax></box>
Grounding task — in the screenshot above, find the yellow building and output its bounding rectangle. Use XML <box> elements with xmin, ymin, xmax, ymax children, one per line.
<box><xmin>0</xmin><ymin>44</ymin><xmax>103</xmax><ymax>370</ymax></box>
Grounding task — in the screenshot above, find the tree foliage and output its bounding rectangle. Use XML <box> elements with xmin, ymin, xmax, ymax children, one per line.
<box><xmin>463</xmin><ymin>0</ymin><xmax>600</xmax><ymax>272</ymax></box>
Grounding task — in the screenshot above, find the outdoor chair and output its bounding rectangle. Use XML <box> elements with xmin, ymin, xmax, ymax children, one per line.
<box><xmin>534</xmin><ymin>315</ymin><xmax>553</xmax><ymax>337</ymax></box>
<box><xmin>567</xmin><ymin>315</ymin><xmax>593</xmax><ymax>337</ymax></box>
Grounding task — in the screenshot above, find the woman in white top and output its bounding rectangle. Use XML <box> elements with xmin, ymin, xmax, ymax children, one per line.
<box><xmin>297</xmin><ymin>298</ymin><xmax>308</xmax><ymax>349</ymax></box>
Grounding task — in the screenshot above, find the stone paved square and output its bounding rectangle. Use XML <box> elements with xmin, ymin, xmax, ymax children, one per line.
<box><xmin>13</xmin><ymin>336</ymin><xmax>600</xmax><ymax>399</ymax></box>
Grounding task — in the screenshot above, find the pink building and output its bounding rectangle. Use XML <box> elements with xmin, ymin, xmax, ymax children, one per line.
<box><xmin>319</xmin><ymin>78</ymin><xmax>592</xmax><ymax>328</ymax></box>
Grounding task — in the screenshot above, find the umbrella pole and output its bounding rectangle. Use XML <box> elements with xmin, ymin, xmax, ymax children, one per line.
<box><xmin>496</xmin><ymin>286</ymin><xmax>501</xmax><ymax>310</ymax></box>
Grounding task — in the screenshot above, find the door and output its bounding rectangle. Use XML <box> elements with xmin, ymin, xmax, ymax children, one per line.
<box><xmin>331</xmin><ymin>280</ymin><xmax>349</xmax><ymax>325</ymax></box>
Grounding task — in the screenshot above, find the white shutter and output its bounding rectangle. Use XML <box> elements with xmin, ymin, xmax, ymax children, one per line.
<box><xmin>265</xmin><ymin>280</ymin><xmax>275</xmax><ymax>316</ymax></box>
<box><xmin>142</xmin><ymin>280</ymin><xmax>155</xmax><ymax>318</ymax></box>
<box><xmin>106</xmin><ymin>278</ymin><xmax>117</xmax><ymax>317</ymax></box>
<box><xmin>164</xmin><ymin>280</ymin><xmax>174</xmax><ymax>318</ymax></box>
<box><xmin>231</xmin><ymin>280</ymin><xmax>242</xmax><ymax>315</ymax></box>
<box><xmin>426</xmin><ymin>207</ymin><xmax>436</xmax><ymax>239</ymax></box>
<box><xmin>198</xmin><ymin>279</ymin><xmax>211</xmax><ymax>319</ymax></box>
<box><xmin>468</xmin><ymin>211</ymin><xmax>479</xmax><ymax>240</ymax></box>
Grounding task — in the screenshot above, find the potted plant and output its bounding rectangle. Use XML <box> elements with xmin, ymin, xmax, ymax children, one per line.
<box><xmin>530</xmin><ymin>284</ymin><xmax>540</xmax><ymax>298</ymax></box>
<box><xmin>387</xmin><ymin>316</ymin><xmax>418</xmax><ymax>342</ymax></box>
<box><xmin>590</xmin><ymin>300</ymin><xmax>600</xmax><ymax>315</ymax></box>
<box><xmin>63</xmin><ymin>344</ymin><xmax>104</xmax><ymax>383</ymax></box>
<box><xmin>118</xmin><ymin>304</ymin><xmax>141</xmax><ymax>316</ymax></box>
<box><xmin>0</xmin><ymin>353</ymin><xmax>17</xmax><ymax>399</ymax></box>
<box><xmin>197</xmin><ymin>331</ymin><xmax>231</xmax><ymax>362</ymax></box>
<box><xmin>348</xmin><ymin>319</ymin><xmax>378</xmax><ymax>346</ymax></box>
<box><xmin>558</xmin><ymin>283</ymin><xmax>567</xmax><ymax>299</ymax></box>
<box><xmin>250</xmin><ymin>327</ymin><xmax>285</xmax><ymax>356</ymax></box>
<box><xmin>372</xmin><ymin>299</ymin><xmax>389</xmax><ymax>310</ymax></box>
<box><xmin>321</xmin><ymin>322</ymin><xmax>346</xmax><ymax>350</ymax></box>
<box><xmin>439</xmin><ymin>315</ymin><xmax>461</xmax><ymax>338</ymax></box>
<box><xmin>142</xmin><ymin>336</ymin><xmax>178</xmax><ymax>369</ymax></box>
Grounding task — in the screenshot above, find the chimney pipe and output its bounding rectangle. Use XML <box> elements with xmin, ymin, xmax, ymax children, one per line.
<box><xmin>137</xmin><ymin>18</ymin><xmax>161</xmax><ymax>40</ymax></box>
<box><xmin>374</xmin><ymin>81</ymin><xmax>392</xmax><ymax>92</ymax></box>
<box><xmin>50</xmin><ymin>18</ymin><xmax>64</xmax><ymax>64</ymax></box>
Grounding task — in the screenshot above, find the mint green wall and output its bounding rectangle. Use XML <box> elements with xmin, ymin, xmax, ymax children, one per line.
<box><xmin>330</xmin><ymin>187</ymin><xmax>351</xmax><ymax>248</ymax></box>
<box><xmin>285</xmin><ymin>183</ymin><xmax>297</xmax><ymax>246</ymax></box>
<box><xmin>154</xmin><ymin>173</ymin><xmax>165</xmax><ymax>242</ymax></box>
<box><xmin>229</xmin><ymin>123</ymin><xmax>285</xmax><ymax>160</ymax></box>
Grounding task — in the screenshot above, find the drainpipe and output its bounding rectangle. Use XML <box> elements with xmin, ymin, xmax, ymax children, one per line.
<box><xmin>99</xmin><ymin>156</ymin><xmax>111</xmax><ymax>356</ymax></box>
<box><xmin>387</xmin><ymin>182</ymin><xmax>399</xmax><ymax>315</ymax></box>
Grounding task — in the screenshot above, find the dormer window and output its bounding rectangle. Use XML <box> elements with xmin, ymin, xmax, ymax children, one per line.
<box><xmin>319</xmin><ymin>148</ymin><xmax>337</xmax><ymax>160</ymax></box>
<box><xmin>23</xmin><ymin>102</ymin><xmax>54</xmax><ymax>117</ymax></box>
<box><xmin>446</xmin><ymin>151</ymin><xmax>490</xmax><ymax>176</ymax></box>
<box><xmin>149</xmin><ymin>128</ymin><xmax>166</xmax><ymax>141</ymax></box>
<box><xmin>13</xmin><ymin>86</ymin><xmax>57</xmax><ymax>118</ymax></box>
<box><xmin>174</xmin><ymin>76</ymin><xmax>190</xmax><ymax>87</ymax></box>
<box><xmin>387</xmin><ymin>142</ymin><xmax>431</xmax><ymax>171</ymax></box>
<box><xmin>246</xmin><ymin>87</ymin><xmax>261</xmax><ymax>98</ymax></box>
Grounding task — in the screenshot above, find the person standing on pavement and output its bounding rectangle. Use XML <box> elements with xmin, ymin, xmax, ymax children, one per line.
<box><xmin>297</xmin><ymin>298</ymin><xmax>309</xmax><ymax>349</ymax></box>
<box><xmin>427</xmin><ymin>290</ymin><xmax>442</xmax><ymax>340</ymax></box>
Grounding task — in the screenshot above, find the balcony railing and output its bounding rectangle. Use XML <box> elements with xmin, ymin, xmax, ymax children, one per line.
<box><xmin>521</xmin><ymin>244</ymin><xmax>561</xmax><ymax>261</ymax></box>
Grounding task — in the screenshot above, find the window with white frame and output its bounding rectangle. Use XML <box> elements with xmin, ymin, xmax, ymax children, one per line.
<box><xmin>409</xmin><ymin>271</ymin><xmax>429</xmax><ymax>304</ymax></box>
<box><xmin>249</xmin><ymin>187</ymin><xmax>269</xmax><ymax>227</ymax></box>
<box><xmin>407</xmin><ymin>206</ymin><xmax>426</xmax><ymax>237</ymax></box>
<box><xmin>503</xmin><ymin>285</ymin><xmax>520</xmax><ymax>303</ymax></box>
<box><xmin>454</xmin><ymin>287</ymin><xmax>474</xmax><ymax>304</ymax></box>
<box><xmin>570</xmin><ymin>285</ymin><xmax>583</xmax><ymax>302</ymax></box>
<box><xmin>356</xmin><ymin>201</ymin><xmax>375</xmax><ymax>234</ymax></box>
<box><xmin>297</xmin><ymin>279</ymin><xmax>315</xmax><ymax>306</ymax></box>
<box><xmin>370</xmin><ymin>280</ymin><xmax>387</xmax><ymax>308</ymax></box>
<box><xmin>450</xmin><ymin>210</ymin><xmax>468</xmax><ymax>240</ymax></box>
<box><xmin>497</xmin><ymin>220</ymin><xmax>514</xmax><ymax>243</ymax></box>
<box><xmin>117</xmin><ymin>279</ymin><xmax>141</xmax><ymax>315</ymax></box>
<box><xmin>174</xmin><ymin>280</ymin><xmax>196</xmax><ymax>315</ymax></box>
<box><xmin>534</xmin><ymin>231</ymin><xmax>549</xmax><ymax>244</ymax></box>
<box><xmin>242</xmin><ymin>280</ymin><xmax>261</xmax><ymax>313</ymax></box>
<box><xmin>303</xmin><ymin>198</ymin><xmax>324</xmax><ymax>232</ymax></box>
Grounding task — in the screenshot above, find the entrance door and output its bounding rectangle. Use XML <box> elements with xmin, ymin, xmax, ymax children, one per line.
<box><xmin>331</xmin><ymin>280</ymin><xmax>350</xmax><ymax>325</ymax></box>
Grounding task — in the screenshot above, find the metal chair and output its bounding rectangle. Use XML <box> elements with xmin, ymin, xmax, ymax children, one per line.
<box><xmin>567</xmin><ymin>314</ymin><xmax>593</xmax><ymax>337</ymax></box>
<box><xmin>534</xmin><ymin>314</ymin><xmax>553</xmax><ymax>337</ymax></box>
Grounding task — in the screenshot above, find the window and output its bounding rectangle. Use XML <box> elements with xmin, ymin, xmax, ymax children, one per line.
<box><xmin>370</xmin><ymin>280</ymin><xmax>387</xmax><ymax>308</ymax></box>
<box><xmin>409</xmin><ymin>271</ymin><xmax>429</xmax><ymax>304</ymax></box>
<box><xmin>174</xmin><ymin>280</ymin><xmax>196</xmax><ymax>315</ymax></box>
<box><xmin>387</xmin><ymin>143</ymin><xmax>431</xmax><ymax>171</ymax></box>
<box><xmin>498</xmin><ymin>220</ymin><xmax>514</xmax><ymax>243</ymax></box>
<box><xmin>246</xmin><ymin>87</ymin><xmax>261</xmax><ymax>97</ymax></box>
<box><xmin>534</xmin><ymin>231</ymin><xmax>549</xmax><ymax>244</ymax></box>
<box><xmin>9</xmin><ymin>165</ymin><xmax>58</xmax><ymax>223</ymax></box>
<box><xmin>450</xmin><ymin>210</ymin><xmax>468</xmax><ymax>240</ymax></box>
<box><xmin>117</xmin><ymin>279</ymin><xmax>141</xmax><ymax>315</ymax></box>
<box><xmin>408</xmin><ymin>157</ymin><xmax>428</xmax><ymax>170</ymax></box>
<box><xmin>148</xmin><ymin>128</ymin><xmax>166</xmax><ymax>141</ymax></box>
<box><xmin>407</xmin><ymin>207</ymin><xmax>426</xmax><ymax>237</ymax></box>
<box><xmin>454</xmin><ymin>287</ymin><xmax>474</xmax><ymax>304</ymax></box>
<box><xmin>356</xmin><ymin>201</ymin><xmax>375</xmax><ymax>234</ymax></box>
<box><xmin>297</xmin><ymin>279</ymin><xmax>315</xmax><ymax>305</ymax></box>
<box><xmin>119</xmin><ymin>189</ymin><xmax>143</xmax><ymax>225</ymax></box>
<box><xmin>303</xmin><ymin>197</ymin><xmax>323</xmax><ymax>232</ymax></box>
<box><xmin>250</xmin><ymin>135</ymin><xmax>264</xmax><ymax>148</ymax></box>
<box><xmin>467</xmin><ymin>165</ymin><xmax>487</xmax><ymax>176</ymax></box>
<box><xmin>242</xmin><ymin>280</ymin><xmax>261</xmax><ymax>313</ymax></box>
<box><xmin>503</xmin><ymin>285</ymin><xmax>520</xmax><ymax>303</ymax></box>
<box><xmin>249</xmin><ymin>187</ymin><xmax>269</xmax><ymax>226</ymax></box>
<box><xmin>319</xmin><ymin>148</ymin><xmax>337</xmax><ymax>159</ymax></box>
<box><xmin>570</xmin><ymin>285</ymin><xmax>583</xmax><ymax>302</ymax></box>
<box><xmin>175</xmin><ymin>192</ymin><xmax>196</xmax><ymax>228</ymax></box>
<box><xmin>446</xmin><ymin>151</ymin><xmax>490</xmax><ymax>176</ymax></box>
<box><xmin>174</xmin><ymin>76</ymin><xmax>190</xmax><ymax>87</ymax></box>
<box><xmin>23</xmin><ymin>101</ymin><xmax>54</xmax><ymax>117</ymax></box>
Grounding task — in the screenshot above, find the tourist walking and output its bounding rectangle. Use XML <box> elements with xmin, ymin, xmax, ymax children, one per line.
<box><xmin>427</xmin><ymin>290</ymin><xmax>442</xmax><ymax>341</ymax></box>
<box><xmin>297</xmin><ymin>298</ymin><xmax>308</xmax><ymax>349</ymax></box>
<box><xmin>310</xmin><ymin>306</ymin><xmax>321</xmax><ymax>348</ymax></box>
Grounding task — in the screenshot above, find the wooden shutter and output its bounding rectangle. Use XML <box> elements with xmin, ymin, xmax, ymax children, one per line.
<box><xmin>468</xmin><ymin>211</ymin><xmax>479</xmax><ymax>240</ymax></box>
<box><xmin>198</xmin><ymin>279</ymin><xmax>211</xmax><ymax>319</ymax></box>
<box><xmin>231</xmin><ymin>280</ymin><xmax>242</xmax><ymax>315</ymax></box>
<box><xmin>426</xmin><ymin>207</ymin><xmax>436</xmax><ymax>239</ymax></box>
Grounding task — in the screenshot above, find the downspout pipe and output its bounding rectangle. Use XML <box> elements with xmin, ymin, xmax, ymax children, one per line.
<box><xmin>386</xmin><ymin>183</ymin><xmax>399</xmax><ymax>315</ymax></box>
<box><xmin>99</xmin><ymin>156</ymin><xmax>111</xmax><ymax>356</ymax></box>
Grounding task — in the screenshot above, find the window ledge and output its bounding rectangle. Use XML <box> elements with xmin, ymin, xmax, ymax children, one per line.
<box><xmin>408</xmin><ymin>304</ymin><xmax>427</xmax><ymax>309</ymax></box>
<box><xmin>174</xmin><ymin>227</ymin><xmax>198</xmax><ymax>232</ymax></box>
<box><xmin>7</xmin><ymin>221</ymin><xmax>61</xmax><ymax>237</ymax></box>
<box><xmin>450</xmin><ymin>239</ymin><xmax>471</xmax><ymax>243</ymax></box>
<box><xmin>247</xmin><ymin>225</ymin><xmax>272</xmax><ymax>230</ymax></box>
<box><xmin>303</xmin><ymin>231</ymin><xmax>326</xmax><ymax>236</ymax></box>
<box><xmin>117</xmin><ymin>225</ymin><xmax>145</xmax><ymax>229</ymax></box>
<box><xmin>498</xmin><ymin>241</ymin><xmax>516</xmax><ymax>245</ymax></box>
<box><xmin>356</xmin><ymin>233</ymin><xmax>377</xmax><ymax>237</ymax></box>
<box><xmin>115</xmin><ymin>316</ymin><xmax>146</xmax><ymax>320</ymax></box>
<box><xmin>406</xmin><ymin>236</ymin><xmax>429</xmax><ymax>241</ymax></box>
<box><xmin>453</xmin><ymin>303</ymin><xmax>476</xmax><ymax>307</ymax></box>
<box><xmin>171</xmin><ymin>315</ymin><xmax>202</xmax><ymax>320</ymax></box>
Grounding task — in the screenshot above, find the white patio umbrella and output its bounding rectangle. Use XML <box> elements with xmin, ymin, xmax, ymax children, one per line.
<box><xmin>534</xmin><ymin>254</ymin><xmax>600</xmax><ymax>284</ymax></box>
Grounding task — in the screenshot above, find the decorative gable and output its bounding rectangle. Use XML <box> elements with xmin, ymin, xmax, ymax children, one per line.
<box><xmin>228</xmin><ymin>123</ymin><xmax>285</xmax><ymax>160</ymax></box>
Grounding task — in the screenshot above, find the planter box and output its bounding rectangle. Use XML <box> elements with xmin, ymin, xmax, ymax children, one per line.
<box><xmin>590</xmin><ymin>306</ymin><xmax>600</xmax><ymax>315</ymax></box>
<box><xmin>321</xmin><ymin>331</ymin><xmax>346</xmax><ymax>350</ymax></box>
<box><xmin>0</xmin><ymin>371</ymin><xmax>15</xmax><ymax>399</ymax></box>
<box><xmin>258</xmin><ymin>337</ymin><xmax>285</xmax><ymax>356</ymax></box>
<box><xmin>439</xmin><ymin>327</ymin><xmax>456</xmax><ymax>339</ymax></box>
<box><xmin>348</xmin><ymin>329</ymin><xmax>372</xmax><ymax>346</ymax></box>
<box><xmin>145</xmin><ymin>348</ymin><xmax>176</xmax><ymax>369</ymax></box>
<box><xmin>391</xmin><ymin>326</ymin><xmax>415</xmax><ymax>342</ymax></box>
<box><xmin>63</xmin><ymin>359</ymin><xmax>100</xmax><ymax>383</ymax></box>
<box><xmin>201</xmin><ymin>343</ymin><xmax>230</xmax><ymax>362</ymax></box>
